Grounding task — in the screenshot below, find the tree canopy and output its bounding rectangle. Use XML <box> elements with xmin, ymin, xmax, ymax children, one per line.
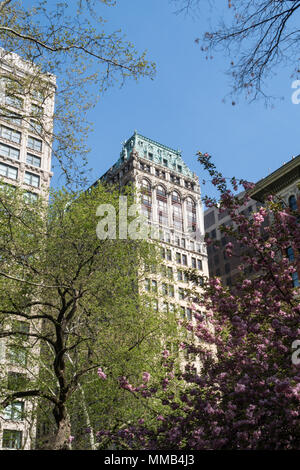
<box><xmin>0</xmin><ymin>183</ymin><xmax>178</xmax><ymax>449</ymax></box>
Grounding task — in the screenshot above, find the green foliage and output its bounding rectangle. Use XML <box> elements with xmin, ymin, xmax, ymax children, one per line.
<box><xmin>0</xmin><ymin>182</ymin><xmax>179</xmax><ymax>449</ymax></box>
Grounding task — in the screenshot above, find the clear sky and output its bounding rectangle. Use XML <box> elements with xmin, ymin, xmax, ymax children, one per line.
<box><xmin>51</xmin><ymin>0</ymin><xmax>300</xmax><ymax>199</ymax></box>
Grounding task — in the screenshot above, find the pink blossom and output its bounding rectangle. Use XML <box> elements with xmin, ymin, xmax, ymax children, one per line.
<box><xmin>142</xmin><ymin>372</ymin><xmax>151</xmax><ymax>383</ymax></box>
<box><xmin>97</xmin><ymin>367</ymin><xmax>107</xmax><ymax>380</ymax></box>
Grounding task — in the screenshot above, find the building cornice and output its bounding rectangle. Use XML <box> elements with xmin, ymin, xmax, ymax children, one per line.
<box><xmin>250</xmin><ymin>155</ymin><xmax>300</xmax><ymax>202</ymax></box>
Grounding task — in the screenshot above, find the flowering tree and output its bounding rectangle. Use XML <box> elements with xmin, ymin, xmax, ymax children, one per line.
<box><xmin>98</xmin><ymin>153</ymin><xmax>300</xmax><ymax>450</ymax></box>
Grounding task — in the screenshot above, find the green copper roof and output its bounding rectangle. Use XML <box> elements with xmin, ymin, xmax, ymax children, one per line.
<box><xmin>109</xmin><ymin>131</ymin><xmax>196</xmax><ymax>179</ymax></box>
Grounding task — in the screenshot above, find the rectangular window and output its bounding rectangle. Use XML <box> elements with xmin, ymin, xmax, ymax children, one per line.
<box><xmin>144</xmin><ymin>279</ymin><xmax>150</xmax><ymax>292</ymax></box>
<box><xmin>31</xmin><ymin>103</ymin><xmax>43</xmax><ymax>117</ymax></box>
<box><xmin>3</xmin><ymin>112</ymin><xmax>22</xmax><ymax>126</ymax></box>
<box><xmin>0</xmin><ymin>142</ymin><xmax>20</xmax><ymax>160</ymax></box>
<box><xmin>167</xmin><ymin>267</ymin><xmax>173</xmax><ymax>280</ymax></box>
<box><xmin>13</xmin><ymin>320</ymin><xmax>30</xmax><ymax>335</ymax></box>
<box><xmin>24</xmin><ymin>192</ymin><xmax>38</xmax><ymax>203</ymax></box>
<box><xmin>6</xmin><ymin>345</ymin><xmax>28</xmax><ymax>367</ymax></box>
<box><xmin>5</xmin><ymin>94</ymin><xmax>23</xmax><ymax>109</ymax></box>
<box><xmin>169</xmin><ymin>285</ymin><xmax>175</xmax><ymax>297</ymax></box>
<box><xmin>2</xmin><ymin>430</ymin><xmax>22</xmax><ymax>449</ymax></box>
<box><xmin>182</xmin><ymin>254</ymin><xmax>187</xmax><ymax>266</ymax></box>
<box><xmin>3</xmin><ymin>402</ymin><xmax>24</xmax><ymax>421</ymax></box>
<box><xmin>287</xmin><ymin>247</ymin><xmax>295</xmax><ymax>262</ymax></box>
<box><xmin>190</xmin><ymin>241</ymin><xmax>195</xmax><ymax>251</ymax></box>
<box><xmin>31</xmin><ymin>89</ymin><xmax>44</xmax><ymax>102</ymax></box>
<box><xmin>27</xmin><ymin>136</ymin><xmax>42</xmax><ymax>152</ymax></box>
<box><xmin>169</xmin><ymin>304</ymin><xmax>175</xmax><ymax>313</ymax></box>
<box><xmin>191</xmin><ymin>257</ymin><xmax>196</xmax><ymax>268</ymax></box>
<box><xmin>152</xmin><ymin>280</ymin><xmax>157</xmax><ymax>293</ymax></box>
<box><xmin>162</xmin><ymin>283</ymin><xmax>168</xmax><ymax>296</ymax></box>
<box><xmin>160</xmin><ymin>265</ymin><xmax>167</xmax><ymax>277</ymax></box>
<box><xmin>0</xmin><ymin>125</ymin><xmax>21</xmax><ymax>144</ymax></box>
<box><xmin>179</xmin><ymin>287</ymin><xmax>185</xmax><ymax>300</ymax></box>
<box><xmin>292</xmin><ymin>271</ymin><xmax>299</xmax><ymax>287</ymax></box>
<box><xmin>29</xmin><ymin>120</ymin><xmax>42</xmax><ymax>135</ymax></box>
<box><xmin>0</xmin><ymin>162</ymin><xmax>18</xmax><ymax>180</ymax></box>
<box><xmin>197</xmin><ymin>259</ymin><xmax>203</xmax><ymax>270</ymax></box>
<box><xmin>24</xmin><ymin>171</ymin><xmax>40</xmax><ymax>188</ymax></box>
<box><xmin>176</xmin><ymin>252</ymin><xmax>181</xmax><ymax>264</ymax></box>
<box><xmin>7</xmin><ymin>372</ymin><xmax>29</xmax><ymax>391</ymax></box>
<box><xmin>26</xmin><ymin>153</ymin><xmax>41</xmax><ymax>168</ymax></box>
<box><xmin>163</xmin><ymin>159</ymin><xmax>168</xmax><ymax>167</ymax></box>
<box><xmin>181</xmin><ymin>238</ymin><xmax>186</xmax><ymax>248</ymax></box>
<box><xmin>177</xmin><ymin>270</ymin><xmax>183</xmax><ymax>281</ymax></box>
<box><xmin>166</xmin><ymin>249</ymin><xmax>172</xmax><ymax>261</ymax></box>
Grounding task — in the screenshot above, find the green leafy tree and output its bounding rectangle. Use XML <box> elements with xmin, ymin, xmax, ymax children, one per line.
<box><xmin>0</xmin><ymin>183</ymin><xmax>177</xmax><ymax>450</ymax></box>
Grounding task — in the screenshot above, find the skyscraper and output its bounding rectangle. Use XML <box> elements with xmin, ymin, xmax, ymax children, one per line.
<box><xmin>94</xmin><ymin>131</ymin><xmax>209</xmax><ymax>347</ymax></box>
<box><xmin>0</xmin><ymin>50</ymin><xmax>56</xmax><ymax>450</ymax></box>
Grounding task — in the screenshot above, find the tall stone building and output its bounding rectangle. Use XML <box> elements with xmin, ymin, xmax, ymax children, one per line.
<box><xmin>0</xmin><ymin>50</ymin><xmax>56</xmax><ymax>450</ymax></box>
<box><xmin>93</xmin><ymin>131</ymin><xmax>209</xmax><ymax>337</ymax></box>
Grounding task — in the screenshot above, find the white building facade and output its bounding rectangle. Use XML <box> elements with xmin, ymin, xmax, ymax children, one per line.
<box><xmin>0</xmin><ymin>50</ymin><xmax>55</xmax><ymax>450</ymax></box>
<box><xmin>95</xmin><ymin>132</ymin><xmax>209</xmax><ymax>349</ymax></box>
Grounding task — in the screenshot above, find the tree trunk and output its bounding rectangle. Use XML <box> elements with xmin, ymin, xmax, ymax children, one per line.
<box><xmin>46</xmin><ymin>406</ymin><xmax>72</xmax><ymax>450</ymax></box>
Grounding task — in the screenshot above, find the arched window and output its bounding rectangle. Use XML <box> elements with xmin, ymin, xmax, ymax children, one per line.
<box><xmin>141</xmin><ymin>179</ymin><xmax>151</xmax><ymax>220</ymax></box>
<box><xmin>289</xmin><ymin>195</ymin><xmax>297</xmax><ymax>212</ymax></box>
<box><xmin>156</xmin><ymin>185</ymin><xmax>168</xmax><ymax>226</ymax></box>
<box><xmin>186</xmin><ymin>196</ymin><xmax>196</xmax><ymax>232</ymax></box>
<box><xmin>172</xmin><ymin>191</ymin><xmax>183</xmax><ymax>231</ymax></box>
<box><xmin>141</xmin><ymin>179</ymin><xmax>151</xmax><ymax>191</ymax></box>
<box><xmin>157</xmin><ymin>185</ymin><xmax>166</xmax><ymax>198</ymax></box>
<box><xmin>171</xmin><ymin>191</ymin><xmax>181</xmax><ymax>204</ymax></box>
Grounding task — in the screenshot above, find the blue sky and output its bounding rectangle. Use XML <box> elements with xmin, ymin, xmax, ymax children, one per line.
<box><xmin>50</xmin><ymin>0</ymin><xmax>300</xmax><ymax>199</ymax></box>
